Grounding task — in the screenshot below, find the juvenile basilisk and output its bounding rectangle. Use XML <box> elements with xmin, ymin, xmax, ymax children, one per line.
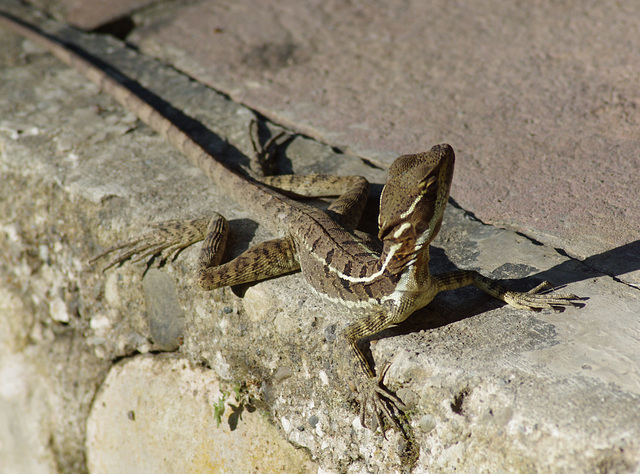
<box><xmin>0</xmin><ymin>10</ymin><xmax>583</xmax><ymax>432</ymax></box>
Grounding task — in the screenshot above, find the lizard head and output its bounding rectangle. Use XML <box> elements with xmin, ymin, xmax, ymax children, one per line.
<box><xmin>377</xmin><ymin>144</ymin><xmax>455</xmax><ymax>269</ymax></box>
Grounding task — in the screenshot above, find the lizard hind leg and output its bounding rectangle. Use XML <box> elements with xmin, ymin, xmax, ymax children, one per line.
<box><xmin>248</xmin><ymin>119</ymin><xmax>294</xmax><ymax>177</ymax></box>
<box><xmin>261</xmin><ymin>174</ymin><xmax>370</xmax><ymax>230</ymax></box>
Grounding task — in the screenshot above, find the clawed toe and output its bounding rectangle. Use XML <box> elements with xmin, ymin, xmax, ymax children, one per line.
<box><xmin>355</xmin><ymin>372</ymin><xmax>406</xmax><ymax>434</ymax></box>
<box><xmin>505</xmin><ymin>280</ymin><xmax>587</xmax><ymax>311</ymax></box>
<box><xmin>90</xmin><ymin>217</ymin><xmax>211</xmax><ymax>271</ymax></box>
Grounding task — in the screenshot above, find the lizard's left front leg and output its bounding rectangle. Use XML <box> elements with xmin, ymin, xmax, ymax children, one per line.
<box><xmin>196</xmin><ymin>235</ymin><xmax>299</xmax><ymax>290</ymax></box>
<box><xmin>435</xmin><ymin>270</ymin><xmax>585</xmax><ymax>310</ymax></box>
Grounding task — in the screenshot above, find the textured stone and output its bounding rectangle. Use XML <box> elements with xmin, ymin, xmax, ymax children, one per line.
<box><xmin>86</xmin><ymin>355</ymin><xmax>316</xmax><ymax>473</ymax></box>
<box><xmin>0</xmin><ymin>292</ymin><xmax>57</xmax><ymax>473</ymax></box>
<box><xmin>142</xmin><ymin>269</ymin><xmax>184</xmax><ymax>351</ymax></box>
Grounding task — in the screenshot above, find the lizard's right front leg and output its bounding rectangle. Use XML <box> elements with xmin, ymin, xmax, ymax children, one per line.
<box><xmin>341</xmin><ymin>310</ymin><xmax>407</xmax><ymax>433</ymax></box>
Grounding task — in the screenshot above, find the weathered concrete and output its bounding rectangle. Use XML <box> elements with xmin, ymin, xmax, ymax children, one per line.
<box><xmin>1</xmin><ymin>3</ymin><xmax>640</xmax><ymax>473</ymax></box>
<box><xmin>86</xmin><ymin>354</ymin><xmax>317</xmax><ymax>473</ymax></box>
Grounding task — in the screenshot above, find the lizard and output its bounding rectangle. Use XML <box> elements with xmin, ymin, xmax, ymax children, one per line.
<box><xmin>0</xmin><ymin>9</ymin><xmax>584</xmax><ymax>433</ymax></box>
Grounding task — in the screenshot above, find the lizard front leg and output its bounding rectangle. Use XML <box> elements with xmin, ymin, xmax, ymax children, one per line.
<box><xmin>341</xmin><ymin>308</ymin><xmax>407</xmax><ymax>432</ymax></box>
<box><xmin>435</xmin><ymin>270</ymin><xmax>585</xmax><ymax>310</ymax></box>
<box><xmin>196</xmin><ymin>236</ymin><xmax>299</xmax><ymax>289</ymax></box>
<box><xmin>340</xmin><ymin>270</ymin><xmax>583</xmax><ymax>434</ymax></box>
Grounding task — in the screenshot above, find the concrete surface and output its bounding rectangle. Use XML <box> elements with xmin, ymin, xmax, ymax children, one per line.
<box><xmin>86</xmin><ymin>354</ymin><xmax>316</xmax><ymax>473</ymax></box>
<box><xmin>1</xmin><ymin>1</ymin><xmax>639</xmax><ymax>473</ymax></box>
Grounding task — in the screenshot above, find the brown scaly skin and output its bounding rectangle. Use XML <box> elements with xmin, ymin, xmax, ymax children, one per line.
<box><xmin>0</xmin><ymin>9</ymin><xmax>585</xmax><ymax>434</ymax></box>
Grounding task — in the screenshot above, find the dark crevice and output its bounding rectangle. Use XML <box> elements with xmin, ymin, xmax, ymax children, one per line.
<box><xmin>92</xmin><ymin>16</ymin><xmax>135</xmax><ymax>40</ymax></box>
<box><xmin>553</xmin><ymin>246</ymin><xmax>571</xmax><ymax>258</ymax></box>
<box><xmin>359</xmin><ymin>156</ymin><xmax>385</xmax><ymax>171</ymax></box>
<box><xmin>331</xmin><ymin>145</ymin><xmax>345</xmax><ymax>155</ymax></box>
<box><xmin>447</xmin><ymin>196</ymin><xmax>480</xmax><ymax>223</ymax></box>
<box><xmin>451</xmin><ymin>388</ymin><xmax>469</xmax><ymax>415</ymax></box>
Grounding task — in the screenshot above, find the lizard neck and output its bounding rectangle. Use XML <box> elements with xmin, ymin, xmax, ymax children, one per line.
<box><xmin>377</xmin><ymin>237</ymin><xmax>437</xmax><ymax>319</ymax></box>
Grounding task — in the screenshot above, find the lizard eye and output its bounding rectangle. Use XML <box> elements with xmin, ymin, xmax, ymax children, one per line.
<box><xmin>418</xmin><ymin>175</ymin><xmax>437</xmax><ymax>191</ymax></box>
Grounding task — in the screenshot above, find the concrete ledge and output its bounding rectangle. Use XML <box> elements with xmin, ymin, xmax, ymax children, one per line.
<box><xmin>86</xmin><ymin>354</ymin><xmax>316</xmax><ymax>472</ymax></box>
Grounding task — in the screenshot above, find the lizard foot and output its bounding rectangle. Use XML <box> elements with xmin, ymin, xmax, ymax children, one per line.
<box><xmin>505</xmin><ymin>281</ymin><xmax>587</xmax><ymax>311</ymax></box>
<box><xmin>355</xmin><ymin>364</ymin><xmax>406</xmax><ymax>434</ymax></box>
<box><xmin>248</xmin><ymin>119</ymin><xmax>294</xmax><ymax>177</ymax></box>
<box><xmin>90</xmin><ymin>217</ymin><xmax>212</xmax><ymax>271</ymax></box>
